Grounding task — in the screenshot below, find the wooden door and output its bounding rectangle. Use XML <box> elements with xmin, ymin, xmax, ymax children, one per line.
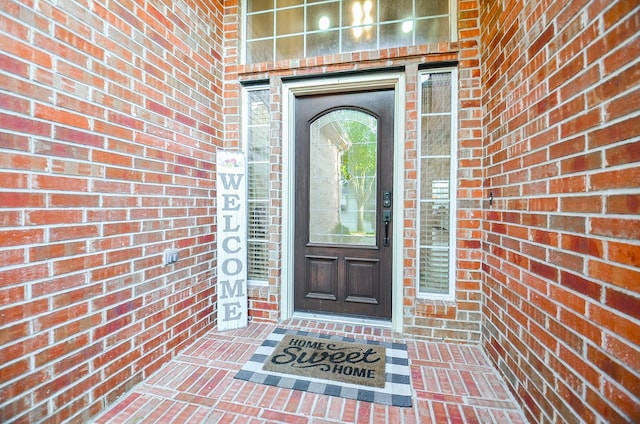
<box><xmin>294</xmin><ymin>89</ymin><xmax>394</xmax><ymax>319</ymax></box>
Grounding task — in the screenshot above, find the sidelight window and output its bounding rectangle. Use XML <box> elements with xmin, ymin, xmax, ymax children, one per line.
<box><xmin>242</xmin><ymin>0</ymin><xmax>456</xmax><ymax>64</ymax></box>
<box><xmin>243</xmin><ymin>87</ymin><xmax>270</xmax><ymax>282</ymax></box>
<box><xmin>417</xmin><ymin>69</ymin><xmax>457</xmax><ymax>298</ymax></box>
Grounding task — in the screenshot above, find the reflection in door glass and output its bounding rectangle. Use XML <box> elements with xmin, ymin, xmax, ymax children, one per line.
<box><xmin>309</xmin><ymin>109</ymin><xmax>377</xmax><ymax>246</ymax></box>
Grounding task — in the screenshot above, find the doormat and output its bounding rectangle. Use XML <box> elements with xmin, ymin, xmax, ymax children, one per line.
<box><xmin>263</xmin><ymin>334</ymin><xmax>387</xmax><ymax>388</ymax></box>
<box><xmin>234</xmin><ymin>327</ymin><xmax>412</xmax><ymax>407</ymax></box>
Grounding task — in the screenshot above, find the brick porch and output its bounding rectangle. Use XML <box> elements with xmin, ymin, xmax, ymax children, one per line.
<box><xmin>94</xmin><ymin>320</ymin><xmax>526</xmax><ymax>423</ymax></box>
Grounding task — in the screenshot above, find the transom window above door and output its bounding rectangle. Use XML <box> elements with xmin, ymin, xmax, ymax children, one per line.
<box><xmin>243</xmin><ymin>0</ymin><xmax>455</xmax><ymax>64</ymax></box>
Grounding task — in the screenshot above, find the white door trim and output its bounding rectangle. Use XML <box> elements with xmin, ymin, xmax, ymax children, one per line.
<box><xmin>281</xmin><ymin>72</ymin><xmax>406</xmax><ymax>333</ymax></box>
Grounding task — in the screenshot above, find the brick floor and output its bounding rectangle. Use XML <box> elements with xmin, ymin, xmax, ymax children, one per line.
<box><xmin>93</xmin><ymin>320</ymin><xmax>527</xmax><ymax>423</ymax></box>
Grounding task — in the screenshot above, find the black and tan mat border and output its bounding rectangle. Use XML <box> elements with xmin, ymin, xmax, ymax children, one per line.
<box><xmin>235</xmin><ymin>327</ymin><xmax>412</xmax><ymax>407</ymax></box>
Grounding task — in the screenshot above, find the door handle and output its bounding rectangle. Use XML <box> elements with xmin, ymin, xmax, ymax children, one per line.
<box><xmin>382</xmin><ymin>210</ymin><xmax>391</xmax><ymax>247</ymax></box>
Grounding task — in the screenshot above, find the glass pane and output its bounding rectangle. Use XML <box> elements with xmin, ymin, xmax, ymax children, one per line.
<box><xmin>420</xmin><ymin>158</ymin><xmax>450</xmax><ymax>198</ymax></box>
<box><xmin>380</xmin><ymin>22</ymin><xmax>414</xmax><ymax>49</ymax></box>
<box><xmin>421</xmin><ymin>72</ymin><xmax>452</xmax><ymax>114</ymax></box>
<box><xmin>248</xmin><ymin>202</ymin><xmax>269</xmax><ymax>239</ymax></box>
<box><xmin>343</xmin><ymin>0</ymin><xmax>376</xmax><ymax>28</ymax></box>
<box><xmin>277</xmin><ymin>0</ymin><xmax>303</xmax><ymax>7</ymax></box>
<box><xmin>248</xmin><ymin>163</ymin><xmax>269</xmax><ymax>199</ymax></box>
<box><xmin>380</xmin><ymin>0</ymin><xmax>412</xmax><ymax>22</ymax></box>
<box><xmin>421</xmin><ymin>115</ymin><xmax>451</xmax><ymax>156</ymax></box>
<box><xmin>342</xmin><ymin>27</ymin><xmax>377</xmax><ymax>53</ymax></box>
<box><xmin>416</xmin><ymin>16</ymin><xmax>449</xmax><ymax>44</ymax></box>
<box><xmin>248</xmin><ymin>127</ymin><xmax>269</xmax><ymax>161</ymax></box>
<box><xmin>246</xmin><ymin>39</ymin><xmax>274</xmax><ymax>63</ymax></box>
<box><xmin>309</xmin><ymin>109</ymin><xmax>378</xmax><ymax>246</ymax></box>
<box><xmin>307</xmin><ymin>30</ymin><xmax>340</xmax><ymax>57</ymax></box>
<box><xmin>420</xmin><ymin>247</ymin><xmax>449</xmax><ymax>294</ymax></box>
<box><xmin>420</xmin><ymin>201</ymin><xmax>449</xmax><ymax>243</ymax></box>
<box><xmin>307</xmin><ymin>3</ymin><xmax>340</xmax><ymax>32</ymax></box>
<box><xmin>275</xmin><ymin>35</ymin><xmax>303</xmax><ymax>61</ymax></box>
<box><xmin>416</xmin><ymin>0</ymin><xmax>449</xmax><ymax>16</ymax></box>
<box><xmin>248</xmin><ymin>1</ymin><xmax>274</xmax><ymax>13</ymax></box>
<box><xmin>276</xmin><ymin>7</ymin><xmax>304</xmax><ymax>36</ymax></box>
<box><xmin>248</xmin><ymin>90</ymin><xmax>269</xmax><ymax>125</ymax></box>
<box><xmin>247</xmin><ymin>12</ymin><xmax>274</xmax><ymax>39</ymax></box>
<box><xmin>248</xmin><ymin>240</ymin><xmax>269</xmax><ymax>279</ymax></box>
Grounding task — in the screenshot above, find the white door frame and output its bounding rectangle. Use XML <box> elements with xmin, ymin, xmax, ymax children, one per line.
<box><xmin>281</xmin><ymin>72</ymin><xmax>406</xmax><ymax>333</ymax></box>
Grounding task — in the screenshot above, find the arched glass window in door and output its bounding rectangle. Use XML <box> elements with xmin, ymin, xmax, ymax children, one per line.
<box><xmin>308</xmin><ymin>109</ymin><xmax>377</xmax><ymax>247</ymax></box>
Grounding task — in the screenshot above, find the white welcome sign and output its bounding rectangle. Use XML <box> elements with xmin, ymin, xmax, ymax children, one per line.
<box><xmin>216</xmin><ymin>150</ymin><xmax>248</xmax><ymax>331</ymax></box>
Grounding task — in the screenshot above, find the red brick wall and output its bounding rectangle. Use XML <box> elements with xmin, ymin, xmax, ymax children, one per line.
<box><xmin>481</xmin><ymin>0</ymin><xmax>640</xmax><ymax>422</ymax></box>
<box><xmin>0</xmin><ymin>0</ymin><xmax>223</xmax><ymax>421</ymax></box>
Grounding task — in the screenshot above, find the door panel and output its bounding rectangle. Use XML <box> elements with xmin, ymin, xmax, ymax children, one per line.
<box><xmin>305</xmin><ymin>255</ymin><xmax>338</xmax><ymax>300</ymax></box>
<box><xmin>294</xmin><ymin>89</ymin><xmax>394</xmax><ymax>319</ymax></box>
<box><xmin>344</xmin><ymin>258</ymin><xmax>380</xmax><ymax>304</ymax></box>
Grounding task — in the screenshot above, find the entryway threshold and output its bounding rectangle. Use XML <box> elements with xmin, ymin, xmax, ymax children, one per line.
<box><xmin>292</xmin><ymin>312</ymin><xmax>392</xmax><ymax>330</ymax></box>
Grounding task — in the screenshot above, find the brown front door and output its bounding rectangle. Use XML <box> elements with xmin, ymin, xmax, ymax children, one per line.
<box><xmin>294</xmin><ymin>89</ymin><xmax>394</xmax><ymax>319</ymax></box>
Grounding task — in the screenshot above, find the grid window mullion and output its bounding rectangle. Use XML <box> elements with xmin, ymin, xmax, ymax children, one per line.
<box><xmin>243</xmin><ymin>0</ymin><xmax>453</xmax><ymax>64</ymax></box>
